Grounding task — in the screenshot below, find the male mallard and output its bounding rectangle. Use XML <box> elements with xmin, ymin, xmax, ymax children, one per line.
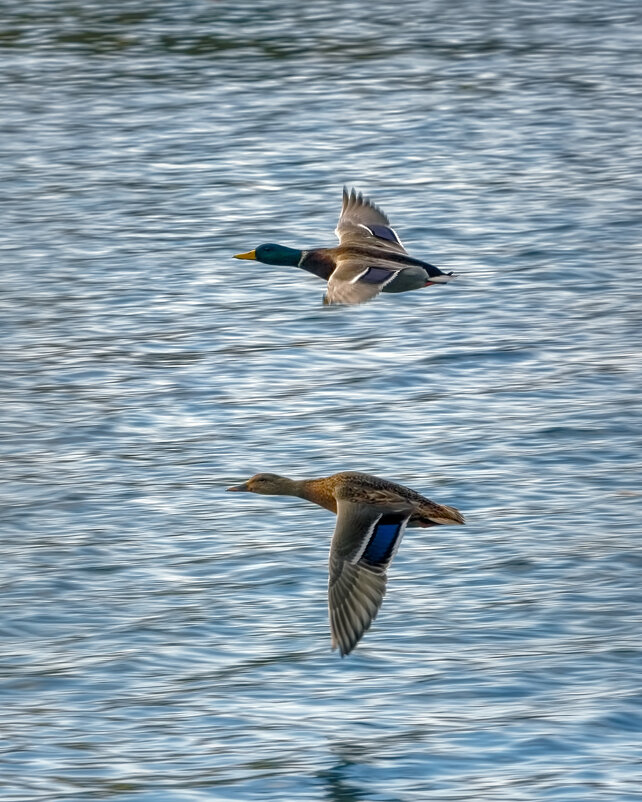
<box><xmin>227</xmin><ymin>471</ymin><xmax>465</xmax><ymax>656</ymax></box>
<box><xmin>234</xmin><ymin>188</ymin><xmax>455</xmax><ymax>306</ymax></box>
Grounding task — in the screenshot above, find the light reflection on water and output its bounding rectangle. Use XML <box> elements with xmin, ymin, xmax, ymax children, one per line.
<box><xmin>1</xmin><ymin>0</ymin><xmax>642</xmax><ymax>799</ymax></box>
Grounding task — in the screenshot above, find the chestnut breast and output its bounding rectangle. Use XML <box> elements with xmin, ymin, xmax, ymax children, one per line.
<box><xmin>299</xmin><ymin>477</ymin><xmax>339</xmax><ymax>514</ymax></box>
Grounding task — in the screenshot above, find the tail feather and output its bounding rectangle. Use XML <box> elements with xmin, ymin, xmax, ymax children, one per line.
<box><xmin>416</xmin><ymin>501</ymin><xmax>465</xmax><ymax>526</ymax></box>
<box><xmin>436</xmin><ymin>503</ymin><xmax>465</xmax><ymax>524</ymax></box>
<box><xmin>427</xmin><ymin>271</ymin><xmax>456</xmax><ymax>284</ymax></box>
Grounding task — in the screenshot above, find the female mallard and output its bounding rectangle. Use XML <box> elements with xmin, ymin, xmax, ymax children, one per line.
<box><xmin>234</xmin><ymin>188</ymin><xmax>455</xmax><ymax>306</ymax></box>
<box><xmin>227</xmin><ymin>471</ymin><xmax>465</xmax><ymax>656</ymax></box>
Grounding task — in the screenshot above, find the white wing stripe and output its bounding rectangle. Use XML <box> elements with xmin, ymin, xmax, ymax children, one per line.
<box><xmin>379</xmin><ymin>270</ymin><xmax>400</xmax><ymax>289</ymax></box>
<box><xmin>349</xmin><ymin>268</ymin><xmax>370</xmax><ymax>284</ymax></box>
<box><xmin>350</xmin><ymin>514</ymin><xmax>383</xmax><ymax>564</ymax></box>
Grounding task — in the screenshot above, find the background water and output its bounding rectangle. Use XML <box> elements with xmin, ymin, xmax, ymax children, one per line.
<box><xmin>1</xmin><ymin>1</ymin><xmax>642</xmax><ymax>799</ymax></box>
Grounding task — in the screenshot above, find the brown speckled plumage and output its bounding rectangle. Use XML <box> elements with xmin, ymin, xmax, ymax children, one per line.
<box><xmin>296</xmin><ymin>471</ymin><xmax>463</xmax><ymax>527</ymax></box>
<box><xmin>227</xmin><ymin>470</ymin><xmax>464</xmax><ymax>655</ymax></box>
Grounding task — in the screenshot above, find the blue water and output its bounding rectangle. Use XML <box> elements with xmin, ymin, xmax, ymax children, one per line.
<box><xmin>2</xmin><ymin>1</ymin><xmax>642</xmax><ymax>799</ymax></box>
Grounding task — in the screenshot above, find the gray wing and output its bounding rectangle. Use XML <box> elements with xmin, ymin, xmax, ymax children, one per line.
<box><xmin>324</xmin><ymin>257</ymin><xmax>401</xmax><ymax>306</ymax></box>
<box><xmin>335</xmin><ymin>187</ymin><xmax>407</xmax><ymax>254</ymax></box>
<box><xmin>328</xmin><ymin>498</ymin><xmax>411</xmax><ymax>656</ymax></box>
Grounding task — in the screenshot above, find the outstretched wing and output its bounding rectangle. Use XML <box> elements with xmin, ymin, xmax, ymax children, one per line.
<box><xmin>324</xmin><ymin>257</ymin><xmax>401</xmax><ymax>306</ymax></box>
<box><xmin>328</xmin><ymin>498</ymin><xmax>411</xmax><ymax>656</ymax></box>
<box><xmin>335</xmin><ymin>187</ymin><xmax>407</xmax><ymax>254</ymax></box>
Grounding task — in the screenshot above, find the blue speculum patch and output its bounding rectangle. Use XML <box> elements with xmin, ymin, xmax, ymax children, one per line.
<box><xmin>361</xmin><ymin>266</ymin><xmax>397</xmax><ymax>284</ymax></box>
<box><xmin>363</xmin><ymin>515</ymin><xmax>404</xmax><ymax>565</ymax></box>
<box><xmin>368</xmin><ymin>224</ymin><xmax>400</xmax><ymax>243</ymax></box>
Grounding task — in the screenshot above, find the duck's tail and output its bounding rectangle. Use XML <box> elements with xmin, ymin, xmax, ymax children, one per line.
<box><xmin>415</xmin><ymin>500</ymin><xmax>465</xmax><ymax>527</ymax></box>
<box><xmin>423</xmin><ymin>262</ymin><xmax>456</xmax><ymax>285</ymax></box>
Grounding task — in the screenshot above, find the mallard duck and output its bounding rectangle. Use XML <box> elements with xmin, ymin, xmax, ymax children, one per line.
<box><xmin>227</xmin><ymin>471</ymin><xmax>465</xmax><ymax>656</ymax></box>
<box><xmin>234</xmin><ymin>188</ymin><xmax>455</xmax><ymax>306</ymax></box>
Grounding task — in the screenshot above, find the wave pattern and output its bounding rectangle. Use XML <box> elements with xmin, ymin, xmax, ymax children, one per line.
<box><xmin>1</xmin><ymin>0</ymin><xmax>642</xmax><ymax>799</ymax></box>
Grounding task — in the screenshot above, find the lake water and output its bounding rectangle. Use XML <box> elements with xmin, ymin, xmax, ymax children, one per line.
<box><xmin>2</xmin><ymin>1</ymin><xmax>642</xmax><ymax>799</ymax></box>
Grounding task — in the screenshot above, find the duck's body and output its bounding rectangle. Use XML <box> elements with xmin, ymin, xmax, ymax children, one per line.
<box><xmin>234</xmin><ymin>188</ymin><xmax>455</xmax><ymax>306</ymax></box>
<box><xmin>297</xmin><ymin>245</ymin><xmax>444</xmax><ymax>295</ymax></box>
<box><xmin>227</xmin><ymin>471</ymin><xmax>464</xmax><ymax>656</ymax></box>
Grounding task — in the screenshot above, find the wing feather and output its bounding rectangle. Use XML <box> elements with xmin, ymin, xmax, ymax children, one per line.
<box><xmin>324</xmin><ymin>257</ymin><xmax>400</xmax><ymax>306</ymax></box>
<box><xmin>335</xmin><ymin>187</ymin><xmax>407</xmax><ymax>253</ymax></box>
<box><xmin>328</xmin><ymin>498</ymin><xmax>411</xmax><ymax>655</ymax></box>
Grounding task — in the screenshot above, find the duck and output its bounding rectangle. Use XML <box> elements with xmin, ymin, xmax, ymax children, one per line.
<box><xmin>226</xmin><ymin>471</ymin><xmax>465</xmax><ymax>656</ymax></box>
<box><xmin>234</xmin><ymin>188</ymin><xmax>455</xmax><ymax>306</ymax></box>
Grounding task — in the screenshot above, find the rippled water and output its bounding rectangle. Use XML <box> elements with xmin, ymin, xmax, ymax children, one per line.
<box><xmin>2</xmin><ymin>1</ymin><xmax>642</xmax><ymax>799</ymax></box>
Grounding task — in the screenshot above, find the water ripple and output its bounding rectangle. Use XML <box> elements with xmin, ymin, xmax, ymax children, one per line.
<box><xmin>2</xmin><ymin>0</ymin><xmax>642</xmax><ymax>799</ymax></box>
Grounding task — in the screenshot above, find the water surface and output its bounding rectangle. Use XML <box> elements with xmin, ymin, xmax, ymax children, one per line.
<box><xmin>1</xmin><ymin>1</ymin><xmax>642</xmax><ymax>799</ymax></box>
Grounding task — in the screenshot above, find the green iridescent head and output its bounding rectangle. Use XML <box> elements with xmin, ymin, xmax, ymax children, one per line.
<box><xmin>234</xmin><ymin>243</ymin><xmax>302</xmax><ymax>267</ymax></box>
